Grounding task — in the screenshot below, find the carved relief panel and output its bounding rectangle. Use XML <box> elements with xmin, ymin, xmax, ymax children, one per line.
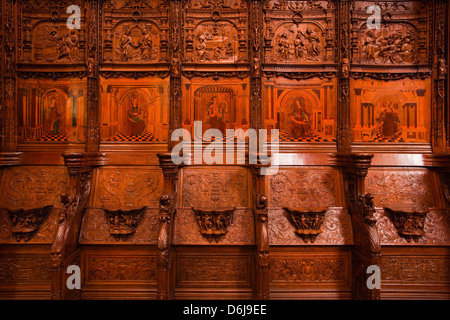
<box><xmin>351</xmin><ymin>78</ymin><xmax>431</xmax><ymax>143</ymax></box>
<box><xmin>263</xmin><ymin>77</ymin><xmax>337</xmax><ymax>142</ymax></box>
<box><xmin>101</xmin><ymin>0</ymin><xmax>169</xmax><ymax>64</ymax></box>
<box><xmin>183</xmin><ymin>0</ymin><xmax>248</xmax><ymax>64</ymax></box>
<box><xmin>181</xmin><ymin>79</ymin><xmax>250</xmax><ymax>137</ymax></box>
<box><xmin>263</xmin><ymin>1</ymin><xmax>336</xmax><ymax>64</ymax></box>
<box><xmin>17</xmin><ymin>78</ymin><xmax>87</xmax><ymax>143</ymax></box>
<box><xmin>350</xmin><ymin>1</ymin><xmax>430</xmax><ymax>66</ymax></box>
<box><xmin>99</xmin><ymin>77</ymin><xmax>170</xmax><ymax>142</ymax></box>
<box><xmin>18</xmin><ymin>0</ymin><xmax>87</xmax><ymax>64</ymax></box>
<box><xmin>92</xmin><ymin>166</ymin><xmax>163</xmax><ymax>208</ymax></box>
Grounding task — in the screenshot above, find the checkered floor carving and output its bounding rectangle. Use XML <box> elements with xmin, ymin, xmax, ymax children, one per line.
<box><xmin>372</xmin><ymin>131</ymin><xmax>405</xmax><ymax>143</ymax></box>
<box><xmin>105</xmin><ymin>131</ymin><xmax>160</xmax><ymax>142</ymax></box>
<box><xmin>39</xmin><ymin>132</ymin><xmax>69</xmax><ymax>142</ymax></box>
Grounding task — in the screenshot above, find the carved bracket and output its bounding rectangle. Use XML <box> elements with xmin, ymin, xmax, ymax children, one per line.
<box><xmin>384</xmin><ymin>207</ymin><xmax>428</xmax><ymax>243</ymax></box>
<box><xmin>7</xmin><ymin>205</ymin><xmax>53</xmax><ymax>242</ymax></box>
<box><xmin>192</xmin><ymin>207</ymin><xmax>235</xmax><ymax>243</ymax></box>
<box><xmin>284</xmin><ymin>207</ymin><xmax>327</xmax><ymax>243</ymax></box>
<box><xmin>104</xmin><ymin>207</ymin><xmax>146</xmax><ymax>241</ymax></box>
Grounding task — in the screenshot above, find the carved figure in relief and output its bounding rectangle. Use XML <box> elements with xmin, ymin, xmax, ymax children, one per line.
<box><xmin>275</xmin><ymin>25</ymin><xmax>322</xmax><ymax>62</ymax></box>
<box><xmin>116</xmin><ymin>31</ymin><xmax>134</xmax><ymax>62</ymax></box>
<box><xmin>139</xmin><ymin>25</ymin><xmax>154</xmax><ymax>61</ymax></box>
<box><xmin>360</xmin><ymin>24</ymin><xmax>417</xmax><ymax>64</ymax></box>
<box><xmin>127</xmin><ymin>96</ymin><xmax>145</xmax><ymax>136</ymax></box>
<box><xmin>196</xmin><ymin>34</ymin><xmax>210</xmax><ymax>61</ymax></box>
<box><xmin>276</xmin><ymin>32</ymin><xmax>290</xmax><ymax>60</ymax></box>
<box><xmin>438</xmin><ymin>58</ymin><xmax>447</xmax><ymax>79</ymax></box>
<box><xmin>289</xmin><ymin>97</ymin><xmax>312</xmax><ymax>138</ymax></box>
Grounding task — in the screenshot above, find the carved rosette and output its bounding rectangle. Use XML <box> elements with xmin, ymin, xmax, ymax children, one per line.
<box><xmin>284</xmin><ymin>207</ymin><xmax>327</xmax><ymax>243</ymax></box>
<box><xmin>384</xmin><ymin>207</ymin><xmax>428</xmax><ymax>243</ymax></box>
<box><xmin>104</xmin><ymin>207</ymin><xmax>146</xmax><ymax>240</ymax></box>
<box><xmin>7</xmin><ymin>205</ymin><xmax>54</xmax><ymax>242</ymax></box>
<box><xmin>192</xmin><ymin>207</ymin><xmax>235</xmax><ymax>243</ymax></box>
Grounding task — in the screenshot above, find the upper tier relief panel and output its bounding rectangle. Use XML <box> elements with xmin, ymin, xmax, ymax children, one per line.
<box><xmin>101</xmin><ymin>0</ymin><xmax>169</xmax><ymax>64</ymax></box>
<box><xmin>263</xmin><ymin>0</ymin><xmax>336</xmax><ymax>65</ymax></box>
<box><xmin>18</xmin><ymin>0</ymin><xmax>87</xmax><ymax>65</ymax></box>
<box><xmin>350</xmin><ymin>1</ymin><xmax>430</xmax><ymax>66</ymax></box>
<box><xmin>183</xmin><ymin>0</ymin><xmax>248</xmax><ymax>65</ymax></box>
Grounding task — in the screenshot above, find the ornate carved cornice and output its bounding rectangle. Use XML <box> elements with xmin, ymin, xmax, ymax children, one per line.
<box><xmin>263</xmin><ymin>71</ymin><xmax>336</xmax><ymax>80</ymax></box>
<box><xmin>350</xmin><ymin>71</ymin><xmax>433</xmax><ymax>81</ymax></box>
<box><xmin>17</xmin><ymin>71</ymin><xmax>87</xmax><ymax>80</ymax></box>
<box><xmin>182</xmin><ymin>70</ymin><xmax>249</xmax><ymax>80</ymax></box>
<box><xmin>100</xmin><ymin>70</ymin><xmax>170</xmax><ymax>79</ymax></box>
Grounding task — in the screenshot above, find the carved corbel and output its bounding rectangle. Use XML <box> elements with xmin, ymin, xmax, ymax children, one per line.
<box><xmin>7</xmin><ymin>205</ymin><xmax>53</xmax><ymax>242</ymax></box>
<box><xmin>104</xmin><ymin>207</ymin><xmax>146</xmax><ymax>241</ymax></box>
<box><xmin>384</xmin><ymin>207</ymin><xmax>428</xmax><ymax>243</ymax></box>
<box><xmin>193</xmin><ymin>207</ymin><xmax>235</xmax><ymax>243</ymax></box>
<box><xmin>283</xmin><ymin>207</ymin><xmax>327</xmax><ymax>243</ymax></box>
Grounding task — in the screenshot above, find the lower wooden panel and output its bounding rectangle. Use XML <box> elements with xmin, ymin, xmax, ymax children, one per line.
<box><xmin>269</xmin><ymin>246</ymin><xmax>352</xmax><ymax>300</ymax></box>
<box><xmin>174</xmin><ymin>246</ymin><xmax>255</xmax><ymax>300</ymax></box>
<box><xmin>0</xmin><ymin>245</ymin><xmax>52</xmax><ymax>300</ymax></box>
<box><xmin>380</xmin><ymin>246</ymin><xmax>450</xmax><ymax>300</ymax></box>
<box><xmin>81</xmin><ymin>246</ymin><xmax>157</xmax><ymax>300</ymax></box>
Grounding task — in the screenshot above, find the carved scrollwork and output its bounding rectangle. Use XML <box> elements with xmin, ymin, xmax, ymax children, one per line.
<box><xmin>182</xmin><ymin>70</ymin><xmax>249</xmax><ymax>80</ymax></box>
<box><xmin>350</xmin><ymin>71</ymin><xmax>432</xmax><ymax>81</ymax></box>
<box><xmin>284</xmin><ymin>207</ymin><xmax>327</xmax><ymax>243</ymax></box>
<box><xmin>104</xmin><ymin>207</ymin><xmax>146</xmax><ymax>240</ymax></box>
<box><xmin>384</xmin><ymin>207</ymin><xmax>428</xmax><ymax>243</ymax></box>
<box><xmin>99</xmin><ymin>70</ymin><xmax>170</xmax><ymax>79</ymax></box>
<box><xmin>7</xmin><ymin>205</ymin><xmax>54</xmax><ymax>242</ymax></box>
<box><xmin>263</xmin><ymin>71</ymin><xmax>336</xmax><ymax>80</ymax></box>
<box><xmin>192</xmin><ymin>207</ymin><xmax>235</xmax><ymax>243</ymax></box>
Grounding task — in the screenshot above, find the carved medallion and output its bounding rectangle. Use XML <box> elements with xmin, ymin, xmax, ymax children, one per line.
<box><xmin>284</xmin><ymin>207</ymin><xmax>327</xmax><ymax>243</ymax></box>
<box><xmin>7</xmin><ymin>205</ymin><xmax>53</xmax><ymax>242</ymax></box>
<box><xmin>104</xmin><ymin>207</ymin><xmax>146</xmax><ymax>240</ymax></box>
<box><xmin>384</xmin><ymin>207</ymin><xmax>428</xmax><ymax>243</ymax></box>
<box><xmin>192</xmin><ymin>207</ymin><xmax>235</xmax><ymax>243</ymax></box>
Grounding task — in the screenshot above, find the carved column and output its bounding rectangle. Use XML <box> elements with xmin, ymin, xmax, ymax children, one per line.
<box><xmin>251</xmin><ymin>162</ymin><xmax>269</xmax><ymax>300</ymax></box>
<box><xmin>51</xmin><ymin>152</ymin><xmax>105</xmax><ymax>300</ymax></box>
<box><xmin>156</xmin><ymin>153</ymin><xmax>178</xmax><ymax>300</ymax></box>
<box><xmin>432</xmin><ymin>0</ymin><xmax>448</xmax><ymax>153</ymax></box>
<box><xmin>249</xmin><ymin>0</ymin><xmax>263</xmax><ymax>130</ymax></box>
<box><xmin>1</xmin><ymin>0</ymin><xmax>17</xmax><ymax>152</ymax></box>
<box><xmin>335</xmin><ymin>153</ymin><xmax>380</xmax><ymax>300</ymax></box>
<box><xmin>169</xmin><ymin>0</ymin><xmax>182</xmax><ymax>149</ymax></box>
<box><xmin>86</xmin><ymin>0</ymin><xmax>100</xmax><ymax>152</ymax></box>
<box><xmin>337</xmin><ymin>0</ymin><xmax>351</xmax><ymax>153</ymax></box>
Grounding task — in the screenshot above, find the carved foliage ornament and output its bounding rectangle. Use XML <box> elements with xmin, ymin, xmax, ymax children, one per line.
<box><xmin>284</xmin><ymin>207</ymin><xmax>327</xmax><ymax>243</ymax></box>
<box><xmin>7</xmin><ymin>205</ymin><xmax>54</xmax><ymax>242</ymax></box>
<box><xmin>104</xmin><ymin>207</ymin><xmax>146</xmax><ymax>240</ymax></box>
<box><xmin>384</xmin><ymin>207</ymin><xmax>428</xmax><ymax>243</ymax></box>
<box><xmin>193</xmin><ymin>207</ymin><xmax>235</xmax><ymax>243</ymax></box>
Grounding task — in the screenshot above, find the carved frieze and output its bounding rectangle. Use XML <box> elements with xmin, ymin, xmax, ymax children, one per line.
<box><xmin>86</xmin><ymin>255</ymin><xmax>157</xmax><ymax>282</ymax></box>
<box><xmin>270</xmin><ymin>256</ymin><xmax>349</xmax><ymax>282</ymax></box>
<box><xmin>6</xmin><ymin>205</ymin><xmax>53</xmax><ymax>242</ymax></box>
<box><xmin>0</xmin><ymin>255</ymin><xmax>52</xmax><ymax>282</ymax></box>
<box><xmin>381</xmin><ymin>256</ymin><xmax>450</xmax><ymax>282</ymax></box>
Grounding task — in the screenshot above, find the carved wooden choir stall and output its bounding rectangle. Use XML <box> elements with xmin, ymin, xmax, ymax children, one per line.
<box><xmin>0</xmin><ymin>0</ymin><xmax>449</xmax><ymax>300</ymax></box>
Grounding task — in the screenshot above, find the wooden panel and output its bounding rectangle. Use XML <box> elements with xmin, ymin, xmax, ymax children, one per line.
<box><xmin>174</xmin><ymin>246</ymin><xmax>254</xmax><ymax>300</ymax></box>
<box><xmin>268</xmin><ymin>208</ymin><xmax>353</xmax><ymax>245</ymax></box>
<box><xmin>92</xmin><ymin>166</ymin><xmax>163</xmax><ymax>208</ymax></box>
<box><xmin>81</xmin><ymin>246</ymin><xmax>157</xmax><ymax>300</ymax></box>
<box><xmin>380</xmin><ymin>246</ymin><xmax>450</xmax><ymax>300</ymax></box>
<box><xmin>269</xmin><ymin>247</ymin><xmax>352</xmax><ymax>300</ymax></box>
<box><xmin>173</xmin><ymin>208</ymin><xmax>254</xmax><ymax>245</ymax></box>
<box><xmin>0</xmin><ymin>245</ymin><xmax>52</xmax><ymax>300</ymax></box>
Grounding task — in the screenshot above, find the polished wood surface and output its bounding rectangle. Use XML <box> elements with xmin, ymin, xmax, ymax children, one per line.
<box><xmin>0</xmin><ymin>0</ymin><xmax>449</xmax><ymax>300</ymax></box>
